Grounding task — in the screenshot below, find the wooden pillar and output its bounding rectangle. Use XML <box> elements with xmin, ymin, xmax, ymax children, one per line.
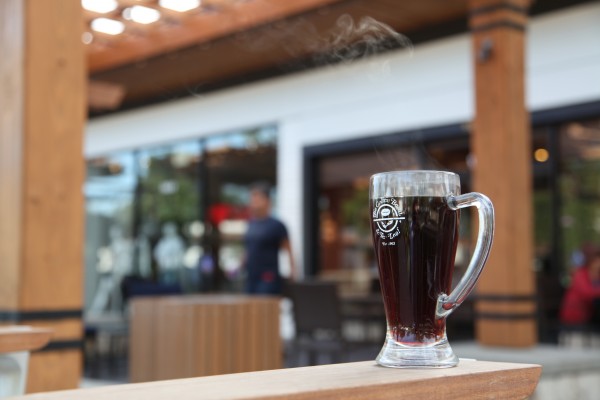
<box><xmin>0</xmin><ymin>0</ymin><xmax>85</xmax><ymax>392</ymax></box>
<box><xmin>469</xmin><ymin>0</ymin><xmax>537</xmax><ymax>347</ymax></box>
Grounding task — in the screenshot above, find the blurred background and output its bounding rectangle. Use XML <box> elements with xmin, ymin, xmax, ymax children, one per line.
<box><xmin>1</xmin><ymin>0</ymin><xmax>599</xmax><ymax>398</ymax></box>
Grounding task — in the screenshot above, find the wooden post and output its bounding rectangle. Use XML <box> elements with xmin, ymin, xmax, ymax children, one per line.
<box><xmin>0</xmin><ymin>0</ymin><xmax>85</xmax><ymax>392</ymax></box>
<box><xmin>469</xmin><ymin>0</ymin><xmax>537</xmax><ymax>346</ymax></box>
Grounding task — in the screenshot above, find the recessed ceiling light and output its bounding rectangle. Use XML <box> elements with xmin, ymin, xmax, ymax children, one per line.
<box><xmin>82</xmin><ymin>0</ymin><xmax>118</xmax><ymax>14</ymax></box>
<box><xmin>123</xmin><ymin>5</ymin><xmax>161</xmax><ymax>24</ymax></box>
<box><xmin>159</xmin><ymin>0</ymin><xmax>201</xmax><ymax>12</ymax></box>
<box><xmin>91</xmin><ymin>18</ymin><xmax>125</xmax><ymax>35</ymax></box>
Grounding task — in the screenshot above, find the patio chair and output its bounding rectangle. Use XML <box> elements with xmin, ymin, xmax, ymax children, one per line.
<box><xmin>284</xmin><ymin>281</ymin><xmax>348</xmax><ymax>365</ymax></box>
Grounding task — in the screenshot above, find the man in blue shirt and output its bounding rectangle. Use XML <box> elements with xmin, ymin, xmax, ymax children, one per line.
<box><xmin>244</xmin><ymin>182</ymin><xmax>296</xmax><ymax>294</ymax></box>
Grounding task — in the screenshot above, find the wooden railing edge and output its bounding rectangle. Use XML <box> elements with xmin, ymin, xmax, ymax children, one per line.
<box><xmin>14</xmin><ymin>360</ymin><xmax>542</xmax><ymax>399</ymax></box>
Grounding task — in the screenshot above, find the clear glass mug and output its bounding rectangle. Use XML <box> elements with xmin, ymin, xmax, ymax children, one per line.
<box><xmin>370</xmin><ymin>170</ymin><xmax>494</xmax><ymax>367</ymax></box>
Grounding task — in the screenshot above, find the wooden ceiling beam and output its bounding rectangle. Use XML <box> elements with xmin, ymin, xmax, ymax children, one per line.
<box><xmin>87</xmin><ymin>0</ymin><xmax>477</xmax><ymax>113</ymax></box>
<box><xmin>87</xmin><ymin>0</ymin><xmax>350</xmax><ymax>73</ymax></box>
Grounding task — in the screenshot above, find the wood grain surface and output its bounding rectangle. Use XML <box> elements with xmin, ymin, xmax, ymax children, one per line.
<box><xmin>0</xmin><ymin>0</ymin><xmax>86</xmax><ymax>392</ymax></box>
<box><xmin>130</xmin><ymin>295</ymin><xmax>282</xmax><ymax>382</ymax></box>
<box><xmin>16</xmin><ymin>360</ymin><xmax>542</xmax><ymax>400</ymax></box>
<box><xmin>469</xmin><ymin>0</ymin><xmax>537</xmax><ymax>346</ymax></box>
<box><xmin>0</xmin><ymin>0</ymin><xmax>24</xmax><ymax>311</ymax></box>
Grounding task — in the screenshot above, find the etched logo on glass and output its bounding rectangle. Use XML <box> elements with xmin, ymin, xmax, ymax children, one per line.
<box><xmin>372</xmin><ymin>198</ymin><xmax>404</xmax><ymax>240</ymax></box>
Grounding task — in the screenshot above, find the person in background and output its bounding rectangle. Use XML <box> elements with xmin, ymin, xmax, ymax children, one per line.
<box><xmin>559</xmin><ymin>248</ymin><xmax>600</xmax><ymax>325</ymax></box>
<box><xmin>243</xmin><ymin>182</ymin><xmax>296</xmax><ymax>295</ymax></box>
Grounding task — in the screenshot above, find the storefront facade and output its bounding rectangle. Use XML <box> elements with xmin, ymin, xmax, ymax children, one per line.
<box><xmin>85</xmin><ymin>2</ymin><xmax>600</xmax><ymax>338</ymax></box>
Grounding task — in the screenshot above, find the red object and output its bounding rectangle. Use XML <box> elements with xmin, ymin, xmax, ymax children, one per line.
<box><xmin>208</xmin><ymin>203</ymin><xmax>230</xmax><ymax>225</ymax></box>
<box><xmin>559</xmin><ymin>267</ymin><xmax>600</xmax><ymax>325</ymax></box>
<box><xmin>208</xmin><ymin>204</ymin><xmax>250</xmax><ymax>225</ymax></box>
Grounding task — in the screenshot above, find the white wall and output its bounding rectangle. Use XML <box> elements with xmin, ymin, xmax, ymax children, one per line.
<box><xmin>86</xmin><ymin>2</ymin><xmax>600</xmax><ymax>272</ymax></box>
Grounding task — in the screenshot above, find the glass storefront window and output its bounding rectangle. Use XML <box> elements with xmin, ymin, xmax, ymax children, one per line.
<box><xmin>84</xmin><ymin>126</ymin><xmax>278</xmax><ymax>315</ymax></box>
<box><xmin>531</xmin><ymin>119</ymin><xmax>600</xmax><ymax>342</ymax></box>
<box><xmin>559</xmin><ymin>119</ymin><xmax>600</xmax><ymax>278</ymax></box>
<box><xmin>85</xmin><ymin>152</ymin><xmax>137</xmax><ymax>314</ymax></box>
<box><xmin>531</xmin><ymin>128</ymin><xmax>554</xmax><ymax>271</ymax></box>
<box><xmin>137</xmin><ymin>140</ymin><xmax>203</xmax><ymax>291</ymax></box>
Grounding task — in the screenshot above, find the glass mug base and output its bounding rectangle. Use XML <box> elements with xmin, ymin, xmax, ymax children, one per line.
<box><xmin>376</xmin><ymin>333</ymin><xmax>459</xmax><ymax>368</ymax></box>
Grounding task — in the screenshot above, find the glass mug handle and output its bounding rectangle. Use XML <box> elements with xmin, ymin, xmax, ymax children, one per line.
<box><xmin>436</xmin><ymin>192</ymin><xmax>495</xmax><ymax>319</ymax></box>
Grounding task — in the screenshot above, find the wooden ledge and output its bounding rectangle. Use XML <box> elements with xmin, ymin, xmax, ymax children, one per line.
<box><xmin>0</xmin><ymin>326</ymin><xmax>53</xmax><ymax>353</ymax></box>
<box><xmin>16</xmin><ymin>360</ymin><xmax>541</xmax><ymax>399</ymax></box>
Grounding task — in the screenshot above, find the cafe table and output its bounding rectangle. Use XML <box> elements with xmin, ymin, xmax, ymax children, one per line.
<box><xmin>14</xmin><ymin>359</ymin><xmax>541</xmax><ymax>399</ymax></box>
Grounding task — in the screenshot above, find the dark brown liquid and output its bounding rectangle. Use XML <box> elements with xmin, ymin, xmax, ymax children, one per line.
<box><xmin>371</xmin><ymin>196</ymin><xmax>458</xmax><ymax>344</ymax></box>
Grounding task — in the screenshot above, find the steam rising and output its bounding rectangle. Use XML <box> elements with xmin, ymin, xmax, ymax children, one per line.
<box><xmin>372</xmin><ymin>132</ymin><xmax>445</xmax><ymax>172</ymax></box>
<box><xmin>187</xmin><ymin>15</ymin><xmax>412</xmax><ymax>97</ymax></box>
<box><xmin>235</xmin><ymin>13</ymin><xmax>413</xmax><ymax>67</ymax></box>
<box><xmin>324</xmin><ymin>15</ymin><xmax>412</xmax><ymax>64</ymax></box>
